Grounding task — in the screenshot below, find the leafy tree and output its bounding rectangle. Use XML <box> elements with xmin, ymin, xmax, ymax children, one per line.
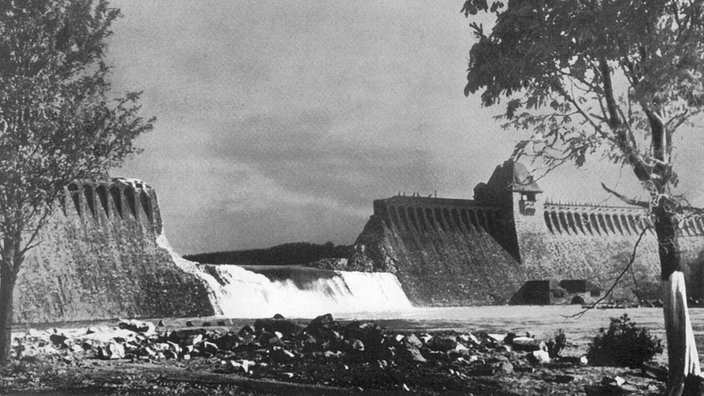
<box><xmin>463</xmin><ymin>0</ymin><xmax>704</xmax><ymax>393</ymax></box>
<box><xmin>0</xmin><ymin>0</ymin><xmax>153</xmax><ymax>364</ymax></box>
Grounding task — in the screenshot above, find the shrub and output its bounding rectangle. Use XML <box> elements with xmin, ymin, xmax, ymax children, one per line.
<box><xmin>546</xmin><ymin>329</ymin><xmax>566</xmax><ymax>358</ymax></box>
<box><xmin>587</xmin><ymin>314</ymin><xmax>663</xmax><ymax>367</ymax></box>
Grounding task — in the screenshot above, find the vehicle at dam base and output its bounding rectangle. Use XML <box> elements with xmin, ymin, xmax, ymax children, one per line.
<box><xmin>2</xmin><ymin>307</ymin><xmax>674</xmax><ymax>395</ymax></box>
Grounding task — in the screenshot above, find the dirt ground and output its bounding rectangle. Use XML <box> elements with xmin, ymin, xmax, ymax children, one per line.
<box><xmin>0</xmin><ymin>316</ymin><xmax>667</xmax><ymax>395</ymax></box>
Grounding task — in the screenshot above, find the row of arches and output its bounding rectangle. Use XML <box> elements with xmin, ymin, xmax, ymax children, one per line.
<box><xmin>680</xmin><ymin>216</ymin><xmax>704</xmax><ymax>236</ymax></box>
<box><xmin>385</xmin><ymin>205</ymin><xmax>504</xmax><ymax>234</ymax></box>
<box><xmin>64</xmin><ymin>182</ymin><xmax>153</xmax><ymax>223</ymax></box>
<box><xmin>543</xmin><ymin>210</ymin><xmax>651</xmax><ymax>237</ymax></box>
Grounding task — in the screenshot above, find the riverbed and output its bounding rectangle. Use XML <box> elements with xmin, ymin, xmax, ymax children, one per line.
<box><xmin>149</xmin><ymin>305</ymin><xmax>700</xmax><ymax>363</ymax></box>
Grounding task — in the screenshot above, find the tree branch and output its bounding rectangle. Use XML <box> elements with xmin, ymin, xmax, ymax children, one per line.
<box><xmin>563</xmin><ymin>225</ymin><xmax>651</xmax><ymax>319</ymax></box>
<box><xmin>600</xmin><ymin>183</ymin><xmax>650</xmax><ymax>208</ymax></box>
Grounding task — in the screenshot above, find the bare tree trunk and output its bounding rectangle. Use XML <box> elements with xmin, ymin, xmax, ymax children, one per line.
<box><xmin>655</xmin><ymin>206</ymin><xmax>703</xmax><ymax>396</ymax></box>
<box><xmin>0</xmin><ymin>259</ymin><xmax>16</xmax><ymax>365</ymax></box>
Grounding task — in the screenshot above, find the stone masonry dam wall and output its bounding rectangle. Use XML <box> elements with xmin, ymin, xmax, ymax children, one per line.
<box><xmin>518</xmin><ymin>202</ymin><xmax>704</xmax><ymax>301</ymax></box>
<box><xmin>14</xmin><ymin>179</ymin><xmax>214</xmax><ymax>323</ymax></box>
<box><xmin>350</xmin><ymin>161</ymin><xmax>704</xmax><ymax>306</ymax></box>
<box><xmin>353</xmin><ymin>196</ymin><xmax>527</xmax><ymax>305</ymax></box>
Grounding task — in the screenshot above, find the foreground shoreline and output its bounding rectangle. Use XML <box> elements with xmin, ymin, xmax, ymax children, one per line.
<box><xmin>1</xmin><ymin>315</ymin><xmax>667</xmax><ymax>395</ymax></box>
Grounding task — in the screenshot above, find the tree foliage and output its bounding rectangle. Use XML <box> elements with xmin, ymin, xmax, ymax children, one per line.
<box><xmin>463</xmin><ymin>0</ymin><xmax>704</xmax><ymax>194</ymax></box>
<box><xmin>185</xmin><ymin>242</ymin><xmax>352</xmax><ymax>266</ymax></box>
<box><xmin>0</xmin><ymin>0</ymin><xmax>153</xmax><ymax>265</ymax></box>
<box><xmin>463</xmin><ymin>2</ymin><xmax>704</xmax><ymax>391</ymax></box>
<box><xmin>0</xmin><ymin>0</ymin><xmax>153</xmax><ymax>363</ymax></box>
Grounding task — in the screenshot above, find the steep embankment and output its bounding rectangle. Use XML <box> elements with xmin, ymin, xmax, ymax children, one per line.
<box><xmin>351</xmin><ymin>214</ymin><xmax>527</xmax><ymax>306</ymax></box>
<box><xmin>14</xmin><ymin>180</ymin><xmax>214</xmax><ymax>323</ymax></box>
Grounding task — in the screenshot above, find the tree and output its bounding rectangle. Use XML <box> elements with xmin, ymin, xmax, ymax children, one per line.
<box><xmin>463</xmin><ymin>1</ymin><xmax>704</xmax><ymax>394</ymax></box>
<box><xmin>0</xmin><ymin>0</ymin><xmax>153</xmax><ymax>364</ymax></box>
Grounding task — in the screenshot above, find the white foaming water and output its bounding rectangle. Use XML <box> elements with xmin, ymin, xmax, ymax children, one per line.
<box><xmin>157</xmin><ymin>233</ymin><xmax>412</xmax><ymax>318</ymax></box>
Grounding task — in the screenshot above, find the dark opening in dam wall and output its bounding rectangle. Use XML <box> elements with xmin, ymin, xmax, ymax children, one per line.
<box><xmin>15</xmin><ymin>179</ymin><xmax>214</xmax><ymax>323</ymax></box>
<box><xmin>348</xmin><ymin>161</ymin><xmax>704</xmax><ymax>306</ymax></box>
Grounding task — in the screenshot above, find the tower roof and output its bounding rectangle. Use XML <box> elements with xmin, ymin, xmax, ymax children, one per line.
<box><xmin>487</xmin><ymin>160</ymin><xmax>543</xmax><ymax>193</ymax></box>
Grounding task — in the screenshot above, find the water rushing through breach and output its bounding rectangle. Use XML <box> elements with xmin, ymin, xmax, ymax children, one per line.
<box><xmin>157</xmin><ymin>233</ymin><xmax>412</xmax><ymax>318</ymax></box>
<box><xmin>156</xmin><ymin>232</ymin><xmax>704</xmax><ymax>363</ymax></box>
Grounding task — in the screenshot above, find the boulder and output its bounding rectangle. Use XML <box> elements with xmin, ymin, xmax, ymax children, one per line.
<box><xmin>98</xmin><ymin>342</ymin><xmax>125</xmax><ymax>360</ymax></box>
<box><xmin>301</xmin><ymin>334</ymin><xmax>319</xmax><ymax>351</ymax></box>
<box><xmin>496</xmin><ymin>360</ymin><xmax>514</xmax><ymax>374</ymax></box>
<box><xmin>118</xmin><ymin>319</ymin><xmax>156</xmax><ymax>335</ymax></box>
<box><xmin>187</xmin><ymin>334</ymin><xmax>203</xmax><ymax>346</ymax></box>
<box><xmin>407</xmin><ymin>347</ymin><xmax>427</xmax><ymax>363</ymax></box>
<box><xmin>323</xmin><ymin>350</ymin><xmax>342</xmax><ymax>358</ymax></box>
<box><xmin>350</xmin><ymin>339</ymin><xmax>365</xmax><ymax>352</ymax></box>
<box><xmin>404</xmin><ymin>334</ymin><xmax>423</xmax><ymax>349</ymax></box>
<box><xmin>527</xmin><ymin>350</ymin><xmax>550</xmax><ymax>364</ymax></box>
<box><xmin>166</xmin><ymin>341</ymin><xmax>182</xmax><ymax>354</ymax></box>
<box><xmin>344</xmin><ymin>322</ymin><xmax>384</xmax><ymax>354</ymax></box>
<box><xmin>448</xmin><ymin>342</ymin><xmax>471</xmax><ymax>358</ymax></box>
<box><xmin>473</xmin><ymin>332</ymin><xmax>498</xmax><ymax>347</ymax></box>
<box><xmin>510</xmin><ymin>337</ymin><xmax>546</xmax><ymax>352</ymax></box>
<box><xmin>254</xmin><ymin>318</ymin><xmax>303</xmax><ymax>338</ymax></box>
<box><xmin>265</xmin><ymin>334</ymin><xmax>284</xmax><ymax>347</ymax></box>
<box><xmin>429</xmin><ymin>335</ymin><xmax>458</xmax><ymax>351</ymax></box>
<box><xmin>202</xmin><ymin>341</ymin><xmax>219</xmax><ymax>354</ymax></box>
<box><xmin>307</xmin><ymin>313</ymin><xmax>335</xmax><ymax>329</ymax></box>
<box><xmin>226</xmin><ymin>359</ymin><xmax>255</xmax><ymax>374</ymax></box>
<box><xmin>213</xmin><ymin>332</ymin><xmax>241</xmax><ymax>350</ymax></box>
<box><xmin>49</xmin><ymin>333</ymin><xmax>68</xmax><ymax>347</ymax></box>
<box><xmin>459</xmin><ymin>333</ymin><xmax>480</xmax><ymax>346</ymax></box>
<box><xmin>238</xmin><ymin>325</ymin><xmax>256</xmax><ymax>337</ymax></box>
<box><xmin>271</xmin><ymin>347</ymin><xmax>296</xmax><ymax>362</ymax></box>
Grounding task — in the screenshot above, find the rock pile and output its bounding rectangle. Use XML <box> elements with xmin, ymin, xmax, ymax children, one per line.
<box><xmin>12</xmin><ymin>314</ymin><xmax>623</xmax><ymax>392</ymax></box>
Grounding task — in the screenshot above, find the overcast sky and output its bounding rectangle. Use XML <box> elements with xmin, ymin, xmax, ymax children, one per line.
<box><xmin>106</xmin><ymin>1</ymin><xmax>704</xmax><ymax>255</ymax></box>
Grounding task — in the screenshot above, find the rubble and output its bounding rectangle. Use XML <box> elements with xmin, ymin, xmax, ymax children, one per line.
<box><xmin>4</xmin><ymin>314</ymin><xmax>666</xmax><ymax>394</ymax></box>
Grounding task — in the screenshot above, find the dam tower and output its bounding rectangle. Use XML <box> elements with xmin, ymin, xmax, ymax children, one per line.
<box><xmin>473</xmin><ymin>160</ymin><xmax>544</xmax><ymax>263</ymax></box>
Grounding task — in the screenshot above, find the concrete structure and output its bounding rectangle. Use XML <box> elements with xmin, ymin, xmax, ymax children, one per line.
<box><xmin>510</xmin><ymin>280</ymin><xmax>602</xmax><ymax>305</ymax></box>
<box><xmin>14</xmin><ymin>179</ymin><xmax>214</xmax><ymax>323</ymax></box>
<box><xmin>350</xmin><ymin>160</ymin><xmax>704</xmax><ymax>306</ymax></box>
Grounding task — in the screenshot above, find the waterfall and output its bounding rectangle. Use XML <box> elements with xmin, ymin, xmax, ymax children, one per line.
<box><xmin>157</xmin><ymin>233</ymin><xmax>412</xmax><ymax>318</ymax></box>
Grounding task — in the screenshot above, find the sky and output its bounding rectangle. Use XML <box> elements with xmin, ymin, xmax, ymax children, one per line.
<box><xmin>106</xmin><ymin>1</ymin><xmax>704</xmax><ymax>255</ymax></box>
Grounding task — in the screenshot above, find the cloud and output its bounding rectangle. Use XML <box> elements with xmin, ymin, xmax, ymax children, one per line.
<box><xmin>210</xmin><ymin>111</ymin><xmax>438</xmax><ymax>210</ymax></box>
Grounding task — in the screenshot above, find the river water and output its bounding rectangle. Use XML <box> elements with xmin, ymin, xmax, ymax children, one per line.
<box><xmin>155</xmin><ymin>235</ymin><xmax>701</xmax><ymax>363</ymax></box>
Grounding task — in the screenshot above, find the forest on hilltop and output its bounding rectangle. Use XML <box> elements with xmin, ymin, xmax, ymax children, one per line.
<box><xmin>184</xmin><ymin>242</ymin><xmax>351</xmax><ymax>266</ymax></box>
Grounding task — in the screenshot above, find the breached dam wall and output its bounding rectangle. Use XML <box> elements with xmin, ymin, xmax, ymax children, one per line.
<box><xmin>14</xmin><ymin>179</ymin><xmax>215</xmax><ymax>323</ymax></box>
<box><xmin>348</xmin><ymin>161</ymin><xmax>704</xmax><ymax>306</ymax></box>
<box><xmin>178</xmin><ymin>264</ymin><xmax>412</xmax><ymax>318</ymax></box>
<box><xmin>353</xmin><ymin>197</ymin><xmax>528</xmax><ymax>306</ymax></box>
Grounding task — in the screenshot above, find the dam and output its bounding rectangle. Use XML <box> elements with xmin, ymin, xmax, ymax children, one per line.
<box><xmin>344</xmin><ymin>160</ymin><xmax>704</xmax><ymax>306</ymax></box>
<box><xmin>13</xmin><ymin>179</ymin><xmax>411</xmax><ymax>322</ymax></box>
<box><xmin>13</xmin><ymin>160</ymin><xmax>704</xmax><ymax>322</ymax></box>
